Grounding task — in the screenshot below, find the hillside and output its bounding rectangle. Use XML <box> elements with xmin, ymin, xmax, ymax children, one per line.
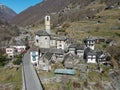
<box><xmin>10</xmin><ymin>0</ymin><xmax>97</xmax><ymax>26</ymax></box>
<box><xmin>11</xmin><ymin>0</ymin><xmax>119</xmax><ymax>27</ymax></box>
<box><xmin>0</xmin><ymin>20</ymin><xmax>19</xmax><ymax>47</ymax></box>
<box><xmin>0</xmin><ymin>4</ymin><xmax>16</xmax><ymax>21</ymax></box>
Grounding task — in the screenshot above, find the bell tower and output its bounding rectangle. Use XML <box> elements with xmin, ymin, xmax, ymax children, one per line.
<box><xmin>45</xmin><ymin>15</ymin><xmax>51</xmax><ymax>34</ymax></box>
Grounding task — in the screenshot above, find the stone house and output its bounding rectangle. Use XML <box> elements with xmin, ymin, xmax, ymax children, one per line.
<box><xmin>76</xmin><ymin>44</ymin><xmax>84</xmax><ymax>58</ymax></box>
<box><xmin>39</xmin><ymin>48</ymin><xmax>50</xmax><ymax>57</ymax></box>
<box><xmin>50</xmin><ymin>36</ymin><xmax>57</xmax><ymax>48</ymax></box>
<box><xmin>56</xmin><ymin>36</ymin><xmax>67</xmax><ymax>50</ymax></box>
<box><xmin>68</xmin><ymin>44</ymin><xmax>84</xmax><ymax>58</ymax></box>
<box><xmin>106</xmin><ymin>39</ymin><xmax>117</xmax><ymax>46</ymax></box>
<box><xmin>84</xmin><ymin>36</ymin><xmax>95</xmax><ymax>50</ymax></box>
<box><xmin>35</xmin><ymin>30</ymin><xmax>50</xmax><ymax>48</ymax></box>
<box><xmin>96</xmin><ymin>51</ymin><xmax>111</xmax><ymax>64</ymax></box>
<box><xmin>49</xmin><ymin>48</ymin><xmax>64</xmax><ymax>62</ymax></box>
<box><xmin>68</xmin><ymin>44</ymin><xmax>77</xmax><ymax>55</ymax></box>
<box><xmin>38</xmin><ymin>52</ymin><xmax>55</xmax><ymax>71</ymax></box>
<box><xmin>10</xmin><ymin>41</ymin><xmax>27</xmax><ymax>53</ymax></box>
<box><xmin>63</xmin><ymin>53</ymin><xmax>79</xmax><ymax>69</ymax></box>
<box><xmin>39</xmin><ymin>48</ymin><xmax>64</xmax><ymax>62</ymax></box>
<box><xmin>95</xmin><ymin>37</ymin><xmax>106</xmax><ymax>43</ymax></box>
<box><xmin>84</xmin><ymin>47</ymin><xmax>97</xmax><ymax>63</ymax></box>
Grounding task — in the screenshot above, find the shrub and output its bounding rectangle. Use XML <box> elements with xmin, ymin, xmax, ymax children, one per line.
<box><xmin>13</xmin><ymin>58</ymin><xmax>22</xmax><ymax>65</ymax></box>
<box><xmin>13</xmin><ymin>54</ymin><xmax>23</xmax><ymax>65</ymax></box>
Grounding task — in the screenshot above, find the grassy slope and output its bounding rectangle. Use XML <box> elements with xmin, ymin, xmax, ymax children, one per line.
<box><xmin>66</xmin><ymin>8</ymin><xmax>120</xmax><ymax>42</ymax></box>
<box><xmin>0</xmin><ymin>67</ymin><xmax>22</xmax><ymax>90</ymax></box>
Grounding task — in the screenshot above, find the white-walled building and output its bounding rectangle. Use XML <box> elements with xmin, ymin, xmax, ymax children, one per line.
<box><xmin>35</xmin><ymin>30</ymin><xmax>50</xmax><ymax>48</ymax></box>
<box><xmin>56</xmin><ymin>37</ymin><xmax>67</xmax><ymax>50</ymax></box>
<box><xmin>50</xmin><ymin>36</ymin><xmax>57</xmax><ymax>48</ymax></box>
<box><xmin>84</xmin><ymin>37</ymin><xmax>95</xmax><ymax>50</ymax></box>
<box><xmin>10</xmin><ymin>41</ymin><xmax>27</xmax><ymax>53</ymax></box>
<box><xmin>30</xmin><ymin>48</ymin><xmax>39</xmax><ymax>66</ymax></box>
<box><xmin>6</xmin><ymin>47</ymin><xmax>17</xmax><ymax>58</ymax></box>
<box><xmin>84</xmin><ymin>47</ymin><xmax>97</xmax><ymax>63</ymax></box>
<box><xmin>76</xmin><ymin>44</ymin><xmax>84</xmax><ymax>58</ymax></box>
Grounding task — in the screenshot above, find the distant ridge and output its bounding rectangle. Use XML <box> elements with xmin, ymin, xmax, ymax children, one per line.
<box><xmin>0</xmin><ymin>4</ymin><xmax>17</xmax><ymax>21</ymax></box>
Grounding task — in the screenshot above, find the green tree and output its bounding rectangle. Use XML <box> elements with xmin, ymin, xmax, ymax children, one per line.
<box><xmin>0</xmin><ymin>54</ymin><xmax>9</xmax><ymax>66</ymax></box>
<box><xmin>13</xmin><ymin>54</ymin><xmax>23</xmax><ymax>65</ymax></box>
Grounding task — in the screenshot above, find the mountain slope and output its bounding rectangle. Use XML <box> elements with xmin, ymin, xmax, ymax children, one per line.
<box><xmin>0</xmin><ymin>4</ymin><xmax>17</xmax><ymax>21</ymax></box>
<box><xmin>0</xmin><ymin>20</ymin><xmax>19</xmax><ymax>43</ymax></box>
<box><xmin>11</xmin><ymin>0</ymin><xmax>120</xmax><ymax>27</ymax></box>
<box><xmin>11</xmin><ymin>0</ymin><xmax>95</xmax><ymax>26</ymax></box>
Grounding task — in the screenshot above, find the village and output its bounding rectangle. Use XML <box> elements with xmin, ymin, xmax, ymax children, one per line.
<box><xmin>4</xmin><ymin>15</ymin><xmax>119</xmax><ymax>90</ymax></box>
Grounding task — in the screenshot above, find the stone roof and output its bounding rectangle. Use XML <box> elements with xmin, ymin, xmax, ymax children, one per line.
<box><xmin>76</xmin><ymin>44</ymin><xmax>84</xmax><ymax>50</ymax></box>
<box><xmin>39</xmin><ymin>48</ymin><xmax>64</xmax><ymax>55</ymax></box>
<box><xmin>64</xmin><ymin>53</ymin><xmax>75</xmax><ymax>62</ymax></box>
<box><xmin>69</xmin><ymin>44</ymin><xmax>77</xmax><ymax>48</ymax></box>
<box><xmin>39</xmin><ymin>48</ymin><xmax>50</xmax><ymax>53</ymax></box>
<box><xmin>10</xmin><ymin>40</ymin><xmax>27</xmax><ymax>46</ymax></box>
<box><xmin>96</xmin><ymin>51</ymin><xmax>111</xmax><ymax>62</ymax></box>
<box><xmin>43</xmin><ymin>52</ymin><xmax>53</xmax><ymax>60</ymax></box>
<box><xmin>87</xmin><ymin>36</ymin><xmax>95</xmax><ymax>40</ymax></box>
<box><xmin>50</xmin><ymin>48</ymin><xmax>64</xmax><ymax>54</ymax></box>
<box><xmin>30</xmin><ymin>47</ymin><xmax>39</xmax><ymax>52</ymax></box>
<box><xmin>63</xmin><ymin>53</ymin><xmax>78</xmax><ymax>69</ymax></box>
<box><xmin>35</xmin><ymin>30</ymin><xmax>49</xmax><ymax>36</ymax></box>
<box><xmin>84</xmin><ymin>47</ymin><xmax>96</xmax><ymax>56</ymax></box>
<box><xmin>56</xmin><ymin>36</ymin><xmax>67</xmax><ymax>41</ymax></box>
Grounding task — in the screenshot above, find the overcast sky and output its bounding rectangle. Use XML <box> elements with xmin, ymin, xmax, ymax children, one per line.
<box><xmin>0</xmin><ymin>0</ymin><xmax>43</xmax><ymax>13</ymax></box>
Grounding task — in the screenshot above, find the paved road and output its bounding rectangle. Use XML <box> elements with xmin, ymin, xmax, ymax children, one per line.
<box><xmin>22</xmin><ymin>51</ymin><xmax>43</xmax><ymax>90</ymax></box>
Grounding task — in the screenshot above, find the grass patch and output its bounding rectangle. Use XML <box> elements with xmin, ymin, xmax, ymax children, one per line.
<box><xmin>0</xmin><ymin>67</ymin><xmax>22</xmax><ymax>90</ymax></box>
<box><xmin>38</xmin><ymin>71</ymin><xmax>55</xmax><ymax>78</ymax></box>
<box><xmin>44</xmin><ymin>83</ymin><xmax>60</xmax><ymax>90</ymax></box>
<box><xmin>88</xmin><ymin>71</ymin><xmax>99</xmax><ymax>82</ymax></box>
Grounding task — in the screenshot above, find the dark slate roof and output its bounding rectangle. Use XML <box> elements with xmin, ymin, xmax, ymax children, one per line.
<box><xmin>56</xmin><ymin>36</ymin><xmax>67</xmax><ymax>41</ymax></box>
<box><xmin>35</xmin><ymin>30</ymin><xmax>49</xmax><ymax>36</ymax></box>
<box><xmin>106</xmin><ymin>39</ymin><xmax>113</xmax><ymax>43</ymax></box>
<box><xmin>69</xmin><ymin>44</ymin><xmax>77</xmax><ymax>48</ymax></box>
<box><xmin>76</xmin><ymin>44</ymin><xmax>84</xmax><ymax>50</ymax></box>
<box><xmin>43</xmin><ymin>52</ymin><xmax>53</xmax><ymax>60</ymax></box>
<box><xmin>84</xmin><ymin>47</ymin><xmax>96</xmax><ymax>56</ymax></box>
<box><xmin>84</xmin><ymin>36</ymin><xmax>95</xmax><ymax>44</ymax></box>
<box><xmin>30</xmin><ymin>47</ymin><xmax>39</xmax><ymax>52</ymax></box>
<box><xmin>39</xmin><ymin>48</ymin><xmax>64</xmax><ymax>55</ymax></box>
<box><xmin>10</xmin><ymin>40</ymin><xmax>27</xmax><ymax>46</ymax></box>
<box><xmin>64</xmin><ymin>53</ymin><xmax>75</xmax><ymax>62</ymax></box>
<box><xmin>96</xmin><ymin>51</ymin><xmax>111</xmax><ymax>61</ymax></box>
<box><xmin>66</xmin><ymin>38</ymin><xmax>75</xmax><ymax>44</ymax></box>
<box><xmin>50</xmin><ymin>48</ymin><xmax>64</xmax><ymax>54</ymax></box>
<box><xmin>39</xmin><ymin>48</ymin><xmax>50</xmax><ymax>53</ymax></box>
<box><xmin>86</xmin><ymin>36</ymin><xmax>95</xmax><ymax>41</ymax></box>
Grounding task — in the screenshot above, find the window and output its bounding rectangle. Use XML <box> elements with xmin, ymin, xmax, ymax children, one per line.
<box><xmin>36</xmin><ymin>39</ymin><xmax>38</xmax><ymax>43</ymax></box>
<box><xmin>47</xmin><ymin>17</ymin><xmax>49</xmax><ymax>21</ymax></box>
<box><xmin>45</xmin><ymin>37</ymin><xmax>47</xmax><ymax>40</ymax></box>
<box><xmin>59</xmin><ymin>45</ymin><xmax>62</xmax><ymax>47</ymax></box>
